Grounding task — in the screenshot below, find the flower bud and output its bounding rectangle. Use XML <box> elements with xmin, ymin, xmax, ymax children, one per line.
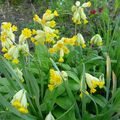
<box><xmin>90</xmin><ymin>34</ymin><xmax>103</xmax><ymax>46</ymax></box>
<box><xmin>45</xmin><ymin>112</ymin><xmax>55</xmax><ymax>120</ymax></box>
<box><xmin>61</xmin><ymin>71</ymin><xmax>68</xmax><ymax>81</ymax></box>
<box><xmin>75</xmin><ymin>1</ymin><xmax>80</xmax><ymax>7</ymax></box>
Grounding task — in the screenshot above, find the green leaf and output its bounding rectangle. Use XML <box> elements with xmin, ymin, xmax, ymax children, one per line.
<box><xmin>58</xmin><ymin>63</ymin><xmax>71</xmax><ymax>70</ymax></box>
<box><xmin>56</xmin><ymin>96</ymin><xmax>73</xmax><ymax>110</ymax></box>
<box><xmin>66</xmin><ymin>71</ymin><xmax>80</xmax><ymax>84</ymax></box>
<box><xmin>53</xmin><ymin>105</ymin><xmax>76</xmax><ymax>120</ymax></box>
<box><xmin>92</xmin><ymin>95</ymin><xmax>107</xmax><ymax>108</ymax></box>
<box><xmin>68</xmin><ymin>79</ymin><xmax>80</xmax><ymax>91</ymax></box>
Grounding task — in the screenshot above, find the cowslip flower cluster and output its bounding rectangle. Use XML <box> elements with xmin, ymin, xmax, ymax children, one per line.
<box><xmin>49</xmin><ymin>36</ymin><xmax>77</xmax><ymax>62</ymax></box>
<box><xmin>48</xmin><ymin>69</ymin><xmax>68</xmax><ymax>91</ymax></box>
<box><xmin>90</xmin><ymin>34</ymin><xmax>103</xmax><ymax>46</ymax></box>
<box><xmin>71</xmin><ymin>1</ymin><xmax>91</xmax><ymax>24</ymax></box>
<box><xmin>0</xmin><ymin>22</ymin><xmax>31</xmax><ymax>64</ymax></box>
<box><xmin>80</xmin><ymin>73</ymin><xmax>105</xmax><ymax>97</ymax></box>
<box><xmin>85</xmin><ymin>73</ymin><xmax>105</xmax><ymax>93</ymax></box>
<box><xmin>11</xmin><ymin>89</ymin><xmax>28</xmax><ymax>114</ymax></box>
<box><xmin>32</xmin><ymin>9</ymin><xmax>59</xmax><ymax>45</ymax></box>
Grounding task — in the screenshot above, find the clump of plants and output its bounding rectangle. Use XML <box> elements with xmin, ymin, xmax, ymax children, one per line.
<box><xmin>0</xmin><ymin>1</ymin><xmax>120</xmax><ymax>120</ymax></box>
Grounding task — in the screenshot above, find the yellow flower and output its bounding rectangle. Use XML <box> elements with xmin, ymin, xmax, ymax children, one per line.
<box><xmin>85</xmin><ymin>73</ymin><xmax>105</xmax><ymax>94</ymax></box>
<box><xmin>32</xmin><ymin>29</ymin><xmax>37</xmax><ymax>35</ymax></box>
<box><xmin>43</xmin><ymin>10</ymin><xmax>54</xmax><ymax>21</ymax></box>
<box><xmin>98</xmin><ymin>81</ymin><xmax>105</xmax><ymax>88</ymax></box>
<box><xmin>12</xmin><ymin>25</ymin><xmax>18</xmax><ymax>31</ymax></box>
<box><xmin>63</xmin><ymin>46</ymin><xmax>69</xmax><ymax>54</ymax></box>
<box><xmin>84</xmin><ymin>19</ymin><xmax>88</xmax><ymax>24</ymax></box>
<box><xmin>72</xmin><ymin>11</ymin><xmax>81</xmax><ymax>24</ymax></box>
<box><xmin>1</xmin><ymin>32</ymin><xmax>7</xmax><ymax>42</ymax></box>
<box><xmin>76</xmin><ymin>33</ymin><xmax>86</xmax><ymax>48</ymax></box>
<box><xmin>82</xmin><ymin>1</ymin><xmax>91</xmax><ymax>8</ymax></box>
<box><xmin>41</xmin><ymin>19</ymin><xmax>46</xmax><ymax>25</ymax></box>
<box><xmin>33</xmin><ymin>14</ymin><xmax>41</xmax><ymax>23</ymax></box>
<box><xmin>85</xmin><ymin>73</ymin><xmax>99</xmax><ymax>89</ymax></box>
<box><xmin>82</xmin><ymin>43</ymin><xmax>86</xmax><ymax>48</ymax></box>
<box><xmin>4</xmin><ymin>53</ymin><xmax>12</xmax><ymax>60</ymax></box>
<box><xmin>2</xmin><ymin>22</ymin><xmax>12</xmax><ymax>30</ymax></box>
<box><xmin>46</xmin><ymin>9</ymin><xmax>52</xmax><ymax>15</ymax></box>
<box><xmin>22</xmin><ymin>28</ymin><xmax>32</xmax><ymax>38</ymax></box>
<box><xmin>56</xmin><ymin>41</ymin><xmax>64</xmax><ymax>49</ymax></box>
<box><xmin>35</xmin><ymin>41</ymin><xmax>39</xmax><ymax>45</ymax></box>
<box><xmin>58</xmin><ymin>57</ymin><xmax>64</xmax><ymax>63</ymax></box>
<box><xmin>12</xmin><ymin>58</ymin><xmax>19</xmax><ymax>64</ymax></box>
<box><xmin>11</xmin><ymin>89</ymin><xmax>28</xmax><ymax>114</ymax></box>
<box><xmin>49</xmin><ymin>48</ymin><xmax>56</xmax><ymax>54</ymax></box>
<box><xmin>50</xmin><ymin>20</ymin><xmax>56</xmax><ymax>28</ymax></box>
<box><xmin>18</xmin><ymin>107</ymin><xmax>28</xmax><ymax>114</ymax></box>
<box><xmin>54</xmin><ymin>10</ymin><xmax>59</xmax><ymax>16</ymax></box>
<box><xmin>90</xmin><ymin>88</ymin><xmax>96</xmax><ymax>93</ymax></box>
<box><xmin>48</xmin><ymin>69</ymin><xmax>63</xmax><ymax>91</ymax></box>
<box><xmin>63</xmin><ymin>38</ymin><xmax>70</xmax><ymax>44</ymax></box>
<box><xmin>2</xmin><ymin>47</ymin><xmax>8</xmax><ymax>52</ymax></box>
<box><xmin>69</xmin><ymin>35</ymin><xmax>77</xmax><ymax>45</ymax></box>
<box><xmin>31</xmin><ymin>37</ymin><xmax>35</xmax><ymax>43</ymax></box>
<box><xmin>48</xmin><ymin>84</ymin><xmax>54</xmax><ymax>91</ymax></box>
<box><xmin>54</xmin><ymin>29</ymin><xmax>59</xmax><ymax>34</ymax></box>
<box><xmin>98</xmin><ymin>74</ymin><xmax>105</xmax><ymax>88</ymax></box>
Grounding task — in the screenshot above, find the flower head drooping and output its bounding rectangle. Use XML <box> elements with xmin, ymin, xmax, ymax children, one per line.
<box><xmin>48</xmin><ymin>69</ymin><xmax>68</xmax><ymax>91</ymax></box>
<box><xmin>11</xmin><ymin>89</ymin><xmax>28</xmax><ymax>114</ymax></box>
<box><xmin>4</xmin><ymin>45</ymin><xmax>19</xmax><ymax>64</ymax></box>
<box><xmin>1</xmin><ymin>22</ymin><xmax>16</xmax><ymax>49</ymax></box>
<box><xmin>72</xmin><ymin>1</ymin><xmax>91</xmax><ymax>24</ymax></box>
<box><xmin>90</xmin><ymin>34</ymin><xmax>103</xmax><ymax>46</ymax></box>
<box><xmin>85</xmin><ymin>73</ymin><xmax>105</xmax><ymax>93</ymax></box>
<box><xmin>76</xmin><ymin>33</ymin><xmax>86</xmax><ymax>48</ymax></box>
<box><xmin>48</xmin><ymin>69</ymin><xmax>63</xmax><ymax>91</ymax></box>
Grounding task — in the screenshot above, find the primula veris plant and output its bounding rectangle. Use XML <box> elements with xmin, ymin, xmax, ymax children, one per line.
<box><xmin>0</xmin><ymin>1</ymin><xmax>120</xmax><ymax>120</ymax></box>
<box><xmin>71</xmin><ymin>1</ymin><xmax>91</xmax><ymax>24</ymax></box>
